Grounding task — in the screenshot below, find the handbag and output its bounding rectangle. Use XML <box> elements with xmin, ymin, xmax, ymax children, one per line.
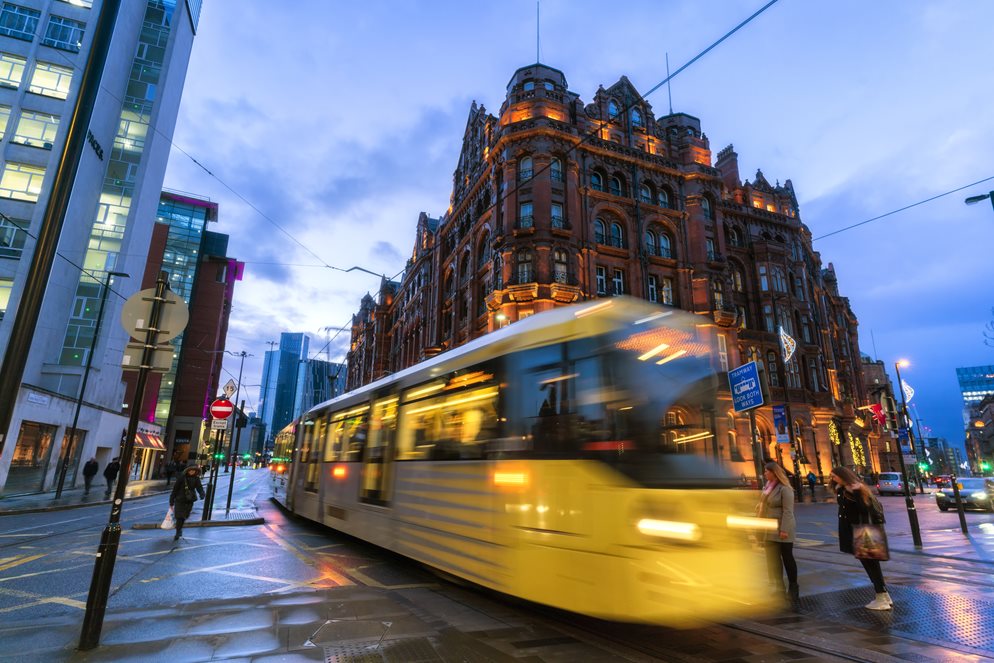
<box><xmin>161</xmin><ymin>506</ymin><xmax>175</xmax><ymax>530</ymax></box>
<box><xmin>852</xmin><ymin>523</ymin><xmax>889</xmax><ymax>561</ymax></box>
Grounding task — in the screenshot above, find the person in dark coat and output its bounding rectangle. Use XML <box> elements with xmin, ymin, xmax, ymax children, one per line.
<box><xmin>82</xmin><ymin>458</ymin><xmax>99</xmax><ymax>495</ymax></box>
<box><xmin>102</xmin><ymin>457</ymin><xmax>121</xmax><ymax>498</ymax></box>
<box><xmin>169</xmin><ymin>466</ymin><xmax>205</xmax><ymax>541</ymax></box>
<box><xmin>164</xmin><ymin>460</ymin><xmax>176</xmax><ymax>486</ymax></box>
<box><xmin>830</xmin><ymin>466</ymin><xmax>891</xmax><ymax>610</ymax></box>
<box><xmin>806</xmin><ymin>471</ymin><xmax>818</xmax><ymax>501</ymax></box>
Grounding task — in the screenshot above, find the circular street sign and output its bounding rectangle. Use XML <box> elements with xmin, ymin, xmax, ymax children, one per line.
<box><xmin>210</xmin><ymin>399</ymin><xmax>234</xmax><ymax>419</ymax></box>
<box><xmin>120</xmin><ymin>288</ymin><xmax>190</xmax><ymax>344</ymax></box>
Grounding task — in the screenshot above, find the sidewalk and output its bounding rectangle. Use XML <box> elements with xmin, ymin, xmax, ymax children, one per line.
<box><xmin>0</xmin><ymin>478</ymin><xmax>171</xmax><ymax>515</ymax></box>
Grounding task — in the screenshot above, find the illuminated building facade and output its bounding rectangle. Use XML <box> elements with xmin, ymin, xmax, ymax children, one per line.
<box><xmin>0</xmin><ymin>1</ymin><xmax>199</xmax><ymax>494</ymax></box>
<box><xmin>347</xmin><ymin>63</ymin><xmax>868</xmax><ymax>481</ymax></box>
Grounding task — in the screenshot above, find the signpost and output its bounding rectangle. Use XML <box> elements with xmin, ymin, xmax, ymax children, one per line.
<box><xmin>728</xmin><ymin>361</ymin><xmax>765</xmax><ymax>486</ymax></box>
<box><xmin>203</xmin><ymin>398</ymin><xmax>233</xmax><ymax>521</ymax></box>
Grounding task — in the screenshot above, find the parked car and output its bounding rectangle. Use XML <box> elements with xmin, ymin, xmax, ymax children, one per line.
<box><xmin>876</xmin><ymin>472</ymin><xmax>905</xmax><ymax>496</ymax></box>
<box><xmin>935</xmin><ymin>478</ymin><xmax>994</xmax><ymax>512</ymax></box>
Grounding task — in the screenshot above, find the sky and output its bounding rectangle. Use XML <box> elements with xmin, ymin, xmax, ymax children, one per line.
<box><xmin>162</xmin><ymin>0</ymin><xmax>994</xmax><ymax>446</ymax></box>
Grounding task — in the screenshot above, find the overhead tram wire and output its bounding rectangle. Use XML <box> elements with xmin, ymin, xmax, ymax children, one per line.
<box><xmin>37</xmin><ymin>1</ymin><xmax>779</xmax><ymax>289</ymax></box>
<box><xmin>813</xmin><ymin>174</ymin><xmax>994</xmax><ymax>241</ymax></box>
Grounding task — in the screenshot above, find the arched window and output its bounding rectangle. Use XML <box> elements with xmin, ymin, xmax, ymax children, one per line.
<box><xmin>610</xmin><ymin>222</ymin><xmax>624</xmax><ymax>248</ymax></box>
<box><xmin>459</xmin><ymin>253</ymin><xmax>471</xmax><ymax>282</ymax></box>
<box><xmin>550</xmin><ymin>158</ymin><xmax>563</xmax><ymax>182</ymax></box>
<box><xmin>594</xmin><ymin>218</ymin><xmax>606</xmax><ymax>244</ymax></box>
<box><xmin>701</xmin><ymin>196</ymin><xmax>713</xmax><ymax>220</ymax></box>
<box><xmin>639</xmin><ymin>183</ymin><xmax>652</xmax><ymax>204</ymax></box>
<box><xmin>767</xmin><ymin>351</ymin><xmax>780</xmax><ymax>387</ymax></box>
<box><xmin>608</xmin><ymin>100</ymin><xmax>620</xmax><ymax>119</ymax></box>
<box><xmin>728</xmin><ymin>226</ymin><xmax>741</xmax><ymax>247</ymax></box>
<box><xmin>516</xmin><ymin>250</ymin><xmax>533</xmax><ymax>284</ymax></box>
<box><xmin>644</xmin><ymin>230</ymin><xmax>658</xmax><ymax>256</ymax></box>
<box><xmin>631</xmin><ymin>108</ymin><xmax>643</xmax><ymax>127</ymax></box>
<box><xmin>493</xmin><ymin>253</ymin><xmax>503</xmax><ymax>290</ymax></box>
<box><xmin>477</xmin><ymin>233</ymin><xmax>491</xmax><ymax>265</ymax></box>
<box><xmin>553</xmin><ymin>249</ymin><xmax>568</xmax><ymax>283</ymax></box>
<box><xmin>658</xmin><ymin>188</ymin><xmax>670</xmax><ymax>209</ymax></box>
<box><xmin>590</xmin><ymin>172</ymin><xmax>604</xmax><ymax>192</ymax></box>
<box><xmin>609</xmin><ymin>176</ymin><xmax>623</xmax><ymax>197</ymax></box>
<box><xmin>519</xmin><ymin>156</ymin><xmax>533</xmax><ymax>181</ymax></box>
<box><xmin>444</xmin><ymin>270</ymin><xmax>454</xmax><ymax>297</ymax></box>
<box><xmin>732</xmin><ymin>267</ymin><xmax>744</xmax><ymax>292</ymax></box>
<box><xmin>772</xmin><ymin>266</ymin><xmax>787</xmax><ymax>292</ymax></box>
<box><xmin>659</xmin><ymin>232</ymin><xmax>672</xmax><ymax>258</ymax></box>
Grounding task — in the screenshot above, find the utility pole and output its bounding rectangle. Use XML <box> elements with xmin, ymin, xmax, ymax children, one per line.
<box><xmin>0</xmin><ymin>0</ymin><xmax>122</xmax><ymax>457</ymax></box>
<box><xmin>893</xmin><ymin>360</ymin><xmax>923</xmax><ymax>548</ymax></box>
<box><xmin>224</xmin><ymin>350</ymin><xmax>251</xmax><ymax>514</ymax></box>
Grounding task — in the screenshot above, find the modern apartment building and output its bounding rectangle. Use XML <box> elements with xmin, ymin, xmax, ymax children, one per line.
<box><xmin>347</xmin><ymin>63</ymin><xmax>869</xmax><ymax>482</ymax></box>
<box><xmin>0</xmin><ymin>0</ymin><xmax>200</xmax><ymax>494</ymax></box>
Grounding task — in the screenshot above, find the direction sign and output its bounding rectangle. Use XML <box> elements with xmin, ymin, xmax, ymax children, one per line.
<box><xmin>211</xmin><ymin>418</ymin><xmax>229</xmax><ymax>430</ymax></box>
<box><xmin>729</xmin><ymin>361</ymin><xmax>764</xmax><ymax>412</ymax></box>
<box><xmin>210</xmin><ymin>399</ymin><xmax>234</xmax><ymax>419</ymax></box>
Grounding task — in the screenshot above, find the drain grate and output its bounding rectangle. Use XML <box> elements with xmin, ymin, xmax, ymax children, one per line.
<box><xmin>323</xmin><ymin>642</ymin><xmax>384</xmax><ymax>663</ymax></box>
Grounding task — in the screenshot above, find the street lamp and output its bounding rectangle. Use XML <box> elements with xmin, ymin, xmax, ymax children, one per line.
<box><xmin>965</xmin><ymin>191</ymin><xmax>994</xmax><ymax>211</ymax></box>
<box><xmin>893</xmin><ymin>359</ymin><xmax>923</xmax><ymax>547</ymax></box>
<box><xmin>54</xmin><ymin>271</ymin><xmax>129</xmax><ymax>499</ymax></box>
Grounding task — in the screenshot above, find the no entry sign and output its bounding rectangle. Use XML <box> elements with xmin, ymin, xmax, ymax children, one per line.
<box><xmin>210</xmin><ymin>399</ymin><xmax>234</xmax><ymax>419</ymax></box>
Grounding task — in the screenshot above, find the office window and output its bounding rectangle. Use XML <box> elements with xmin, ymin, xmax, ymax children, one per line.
<box><xmin>0</xmin><ymin>51</ymin><xmax>25</xmax><ymax>88</ymax></box>
<box><xmin>595</xmin><ymin>266</ymin><xmax>606</xmax><ymax>294</ymax></box>
<box><xmin>0</xmin><ymin>104</ymin><xmax>9</xmax><ymax>138</ymax></box>
<box><xmin>12</xmin><ymin>110</ymin><xmax>59</xmax><ymax>148</ymax></box>
<box><xmin>518</xmin><ymin>202</ymin><xmax>533</xmax><ymax>228</ymax></box>
<box><xmin>551</xmin><ymin>202</ymin><xmax>564</xmax><ymax>228</ymax></box>
<box><xmin>28</xmin><ymin>61</ymin><xmax>72</xmax><ymax>99</ymax></box>
<box><xmin>612</xmin><ymin>269</ymin><xmax>624</xmax><ymax>295</ymax></box>
<box><xmin>0</xmin><ymin>276</ymin><xmax>11</xmax><ymax>319</ymax></box>
<box><xmin>59</xmin><ymin>0</ymin><xmax>93</xmax><ymax>7</ymax></box>
<box><xmin>43</xmin><ymin>15</ymin><xmax>84</xmax><ymax>52</ymax></box>
<box><xmin>550</xmin><ymin>158</ymin><xmax>563</xmax><ymax>182</ymax></box>
<box><xmin>0</xmin><ymin>3</ymin><xmax>39</xmax><ymax>41</ymax></box>
<box><xmin>647</xmin><ymin>275</ymin><xmax>658</xmax><ymax>303</ymax></box>
<box><xmin>0</xmin><ymin>162</ymin><xmax>45</xmax><ymax>201</ymax></box>
<box><xmin>661</xmin><ymin>277</ymin><xmax>674</xmax><ymax>305</ymax></box>
<box><xmin>0</xmin><ymin>216</ymin><xmax>26</xmax><ymax>259</ymax></box>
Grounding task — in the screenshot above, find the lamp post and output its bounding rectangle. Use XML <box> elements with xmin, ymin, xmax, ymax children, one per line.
<box><xmin>54</xmin><ymin>271</ymin><xmax>129</xmax><ymax>499</ymax></box>
<box><xmin>223</xmin><ymin>350</ymin><xmax>251</xmax><ymax>514</ymax></box>
<box><xmin>893</xmin><ymin>359</ymin><xmax>923</xmax><ymax>548</ymax></box>
<box><xmin>770</xmin><ymin>296</ymin><xmax>803</xmax><ymax>497</ymax></box>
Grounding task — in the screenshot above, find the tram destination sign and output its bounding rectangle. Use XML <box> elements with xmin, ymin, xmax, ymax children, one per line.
<box><xmin>729</xmin><ymin>361</ymin><xmax>764</xmax><ymax>413</ymax></box>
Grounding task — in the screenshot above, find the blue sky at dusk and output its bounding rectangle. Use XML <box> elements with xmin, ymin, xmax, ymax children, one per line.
<box><xmin>162</xmin><ymin>1</ymin><xmax>994</xmax><ymax>447</ymax></box>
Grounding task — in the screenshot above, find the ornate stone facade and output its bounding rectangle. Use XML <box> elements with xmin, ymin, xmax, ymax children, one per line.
<box><xmin>346</xmin><ymin>63</ymin><xmax>869</xmax><ymax>482</ymax></box>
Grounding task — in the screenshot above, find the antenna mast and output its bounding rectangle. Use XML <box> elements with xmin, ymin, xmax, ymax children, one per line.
<box><xmin>666</xmin><ymin>52</ymin><xmax>673</xmax><ymax>114</ymax></box>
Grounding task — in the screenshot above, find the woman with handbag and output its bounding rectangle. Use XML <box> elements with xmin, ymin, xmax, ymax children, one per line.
<box><xmin>757</xmin><ymin>461</ymin><xmax>799</xmax><ymax>601</ymax></box>
<box><xmin>830</xmin><ymin>466</ymin><xmax>892</xmax><ymax>610</ymax></box>
<box><xmin>169</xmin><ymin>465</ymin><xmax>206</xmax><ymax>541</ymax></box>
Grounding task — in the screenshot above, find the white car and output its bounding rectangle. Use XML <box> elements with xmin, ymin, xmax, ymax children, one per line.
<box><xmin>876</xmin><ymin>472</ymin><xmax>904</xmax><ymax>496</ymax></box>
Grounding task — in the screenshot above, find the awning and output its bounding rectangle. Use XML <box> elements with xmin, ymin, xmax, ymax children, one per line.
<box><xmin>134</xmin><ymin>433</ymin><xmax>165</xmax><ymax>450</ymax></box>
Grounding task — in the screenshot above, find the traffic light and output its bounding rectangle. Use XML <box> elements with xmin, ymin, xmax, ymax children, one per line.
<box><xmin>918</xmin><ymin>462</ymin><xmax>929</xmax><ymax>472</ymax></box>
<box><xmin>982</xmin><ymin>461</ymin><xmax>991</xmax><ymax>472</ymax></box>
<box><xmin>214</xmin><ymin>452</ymin><xmax>224</xmax><ymax>460</ymax></box>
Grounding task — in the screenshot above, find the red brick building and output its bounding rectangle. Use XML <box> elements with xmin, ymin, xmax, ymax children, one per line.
<box><xmin>347</xmin><ymin>64</ymin><xmax>868</xmax><ymax>481</ymax></box>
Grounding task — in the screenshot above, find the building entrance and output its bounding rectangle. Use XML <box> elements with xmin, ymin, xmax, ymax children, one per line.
<box><xmin>4</xmin><ymin>421</ymin><xmax>58</xmax><ymax>494</ymax></box>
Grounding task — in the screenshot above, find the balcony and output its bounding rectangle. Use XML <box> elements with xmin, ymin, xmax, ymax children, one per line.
<box><xmin>713</xmin><ymin>305</ymin><xmax>737</xmax><ymax>328</ymax></box>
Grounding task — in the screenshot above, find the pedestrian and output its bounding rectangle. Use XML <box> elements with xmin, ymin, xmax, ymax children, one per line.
<box><xmin>757</xmin><ymin>461</ymin><xmax>799</xmax><ymax>601</ymax></box>
<box><xmin>169</xmin><ymin>465</ymin><xmax>205</xmax><ymax>541</ymax></box>
<box><xmin>82</xmin><ymin>457</ymin><xmax>99</xmax><ymax>495</ymax></box>
<box><xmin>830</xmin><ymin>466</ymin><xmax>892</xmax><ymax>610</ymax></box>
<box><xmin>164</xmin><ymin>460</ymin><xmax>176</xmax><ymax>486</ymax></box>
<box><xmin>806</xmin><ymin>470</ymin><xmax>818</xmax><ymax>501</ymax></box>
<box><xmin>102</xmin><ymin>457</ymin><xmax>121</xmax><ymax>498</ymax></box>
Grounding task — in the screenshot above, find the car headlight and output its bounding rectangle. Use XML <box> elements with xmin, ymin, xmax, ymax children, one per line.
<box><xmin>971</xmin><ymin>492</ymin><xmax>988</xmax><ymax>500</ymax></box>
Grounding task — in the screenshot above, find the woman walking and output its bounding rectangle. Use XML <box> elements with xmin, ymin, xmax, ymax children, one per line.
<box><xmin>169</xmin><ymin>465</ymin><xmax>205</xmax><ymax>541</ymax></box>
<box><xmin>757</xmin><ymin>461</ymin><xmax>799</xmax><ymax>600</ymax></box>
<box><xmin>830</xmin><ymin>466</ymin><xmax>892</xmax><ymax>610</ymax></box>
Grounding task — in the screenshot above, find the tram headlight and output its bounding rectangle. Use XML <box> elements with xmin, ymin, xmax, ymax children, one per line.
<box><xmin>636</xmin><ymin>518</ymin><xmax>702</xmax><ymax>542</ymax></box>
<box><xmin>725</xmin><ymin>515</ymin><xmax>778</xmax><ymax>531</ymax></box>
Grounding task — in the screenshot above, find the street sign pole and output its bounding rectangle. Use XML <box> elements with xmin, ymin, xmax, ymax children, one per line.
<box><xmin>80</xmin><ymin>271</ymin><xmax>174</xmax><ymax>650</ymax></box>
<box><xmin>225</xmin><ymin>400</ymin><xmax>246</xmax><ymax>516</ymax></box>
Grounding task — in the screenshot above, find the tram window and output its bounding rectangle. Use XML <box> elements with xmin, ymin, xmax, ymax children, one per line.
<box><xmin>324</xmin><ymin>419</ymin><xmax>343</xmax><ymax>462</ymax></box>
<box><xmin>396</xmin><ymin>383</ymin><xmax>499</xmax><ymax>460</ymax></box>
<box><xmin>326</xmin><ymin>405</ymin><xmax>369</xmax><ymax>461</ymax></box>
<box><xmin>362</xmin><ymin>397</ymin><xmax>398</xmax><ymax>503</ymax></box>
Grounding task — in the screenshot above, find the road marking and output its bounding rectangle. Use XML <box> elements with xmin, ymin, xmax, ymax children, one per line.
<box><xmin>1</xmin><ymin>516</ymin><xmax>89</xmax><ymax>534</ymax></box>
<box><xmin>0</xmin><ymin>587</ymin><xmax>87</xmax><ymax>612</ymax></box>
<box><xmin>0</xmin><ymin>553</ymin><xmax>45</xmax><ymax>572</ymax></box>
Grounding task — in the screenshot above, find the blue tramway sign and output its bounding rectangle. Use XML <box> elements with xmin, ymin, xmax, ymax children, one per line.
<box><xmin>728</xmin><ymin>361</ymin><xmax>764</xmax><ymax>413</ymax></box>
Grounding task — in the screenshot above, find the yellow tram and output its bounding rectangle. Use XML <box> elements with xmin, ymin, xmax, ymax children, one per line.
<box><xmin>272</xmin><ymin>298</ymin><xmax>776</xmax><ymax>625</ymax></box>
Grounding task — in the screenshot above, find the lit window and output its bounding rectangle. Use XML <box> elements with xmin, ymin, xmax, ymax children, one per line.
<box><xmin>0</xmin><ymin>216</ymin><xmax>27</xmax><ymax>258</ymax></box>
<box><xmin>732</xmin><ymin>268</ymin><xmax>743</xmax><ymax>292</ymax></box>
<box><xmin>60</xmin><ymin>0</ymin><xmax>93</xmax><ymax>7</ymax></box>
<box><xmin>0</xmin><ymin>162</ymin><xmax>45</xmax><ymax>201</ymax></box>
<box><xmin>12</xmin><ymin>110</ymin><xmax>59</xmax><ymax>148</ymax></box>
<box><xmin>42</xmin><ymin>15</ymin><xmax>85</xmax><ymax>52</ymax></box>
<box><xmin>753</xmin><ymin>198</ymin><xmax>762</xmax><ymax>208</ymax></box>
<box><xmin>0</xmin><ymin>104</ymin><xmax>10</xmax><ymax>138</ymax></box>
<box><xmin>0</xmin><ymin>276</ymin><xmax>11</xmax><ymax>319</ymax></box>
<box><xmin>712</xmin><ymin>280</ymin><xmax>724</xmax><ymax>309</ymax></box>
<box><xmin>0</xmin><ymin>3</ymin><xmax>39</xmax><ymax>41</ymax></box>
<box><xmin>28</xmin><ymin>61</ymin><xmax>73</xmax><ymax>99</ymax></box>
<box><xmin>551</xmin><ymin>203</ymin><xmax>564</xmax><ymax>229</ymax></box>
<box><xmin>661</xmin><ymin>277</ymin><xmax>674</xmax><ymax>305</ymax></box>
<box><xmin>595</xmin><ymin>266</ymin><xmax>606</xmax><ymax>294</ymax></box>
<box><xmin>0</xmin><ymin>52</ymin><xmax>25</xmax><ymax>88</ymax></box>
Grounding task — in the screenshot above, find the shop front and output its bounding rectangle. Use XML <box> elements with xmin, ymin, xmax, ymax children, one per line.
<box><xmin>4</xmin><ymin>421</ymin><xmax>58</xmax><ymax>495</ymax></box>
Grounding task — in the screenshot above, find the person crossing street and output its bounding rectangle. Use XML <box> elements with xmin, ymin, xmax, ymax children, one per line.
<box><xmin>169</xmin><ymin>466</ymin><xmax>205</xmax><ymax>541</ymax></box>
